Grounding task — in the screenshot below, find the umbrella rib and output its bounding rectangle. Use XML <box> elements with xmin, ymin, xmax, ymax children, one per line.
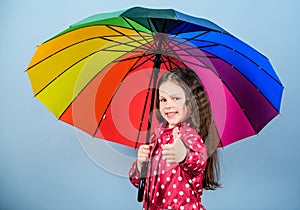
<box><xmin>173</xmin><ymin>40</ymin><xmax>279</xmax><ymax>131</ymax></box>
<box><xmin>93</xmin><ymin>54</ymin><xmax>156</xmax><ymax>138</ymax></box>
<box><xmin>58</xmin><ymin>53</ymin><xmax>150</xmax><ymax>129</ymax></box>
<box><xmin>159</xmin><ymin>56</ymin><xmax>177</xmax><ymax>71</ymax></box>
<box><xmin>171</xmin><ymin>50</ymin><xmax>217</xmax><ymax>58</ymax></box>
<box><xmin>166</xmin><ymin>56</ymin><xmax>188</xmax><ymax>70</ymax></box>
<box><xmin>144</xmin><ymin>17</ymin><xmax>163</xmax><ymax>53</ymax></box>
<box><xmin>99</xmin><ymin>36</ymin><xmax>148</xmax><ymax>51</ymax></box>
<box><xmin>32</xmin><ymin>39</ymin><xmax>144</xmax><ymax>97</ymax></box>
<box><xmin>161</xmin><ymin>18</ymin><xmax>167</xmax><ymax>33</ymax></box>
<box><xmin>174</xmin><ymin>55</ymin><xmax>214</xmax><ymax>71</ymax></box>
<box><xmin>171</xmin><ymin>39</ymin><xmax>218</xmax><ymax>52</ymax></box>
<box><xmin>113</xmin><ymin>54</ymin><xmax>153</xmax><ymax>63</ymax></box>
<box><xmin>134</xmin><ymin>63</ymin><xmax>156</xmax><ymax>148</ymax></box>
<box><xmin>160</xmin><ymin>34</ymin><xmax>275</xmax><ymax>132</ymax></box>
<box><xmin>166</xmin><ymin>45</ymin><xmax>218</xmax><ymax>60</ymax></box>
<box><xmin>165</xmin><ymin>41</ymin><xmax>214</xmax><ymax>70</ymax></box>
<box><xmin>31</xmin><ymin>33</ymin><xmax>159</xmax><ymax>98</ymax></box>
<box><xmin>163</xmin><ymin>26</ymin><xmax>208</xmax><ymax>52</ymax></box>
<box><xmin>176</xmin><ymin>31</ymin><xmax>210</xmax><ymax>45</ymax></box>
<box><xmin>196</xmin><ymin>45</ymin><xmax>283</xmax><ymax>114</ymax></box>
<box><xmin>166</xmin><ymin>39</ymin><xmax>218</xmax><ymax>58</ymax></box>
<box><xmin>129</xmin><ymin>55</ymin><xmax>156</xmax><ymax>71</ymax></box>
<box><xmin>146</xmin><ymin>17</ymin><xmax>154</xmax><ymax>32</ymax></box>
<box><xmin>166</xmin><ymin>22</ymin><xmax>193</xmax><ymax>43</ymax></box>
<box><xmin>122</xmin><ymin>17</ymin><xmax>154</xmax><ymax>46</ymax></box>
<box><xmin>168</xmin><ymin>21</ymin><xmax>188</xmax><ymax>36</ymax></box>
<box><xmin>166</xmin><ymin>35</ymin><xmax>282</xmax><ymax>102</ymax></box>
<box><xmin>26</xmin><ymin>34</ymin><xmax>148</xmax><ymax>71</ymax></box>
<box><xmin>172</xmin><ymin>30</ymin><xmax>270</xmax><ymax>75</ymax></box>
<box><xmin>213</xmin><ymin>67</ymin><xmax>260</xmax><ymax>133</ymax></box>
<box><xmin>152</xmin><ymin>28</ymin><xmax>217</xmax><ymax>73</ymax></box>
<box><xmin>106</xmin><ymin>25</ymin><xmax>150</xmax><ymax>48</ymax></box>
<box><xmin>150</xmin><ymin>18</ymin><xmax>160</xmax><ymax>33</ymax></box>
<box><xmin>147</xmin><ymin>17</ymin><xmax>158</xmax><ymax>40</ymax></box>
<box><xmin>160</xmin><ymin>59</ymin><xmax>169</xmax><ymax>71</ymax></box>
<box><xmin>226</xmin><ymin>65</ymin><xmax>281</xmax><ymax>132</ymax></box>
<box><xmin>33</xmin><ymin>52</ymin><xmax>94</xmax><ymax>97</ymax></box>
<box><xmin>166</xmin><ymin>38</ymin><xmax>215</xmax><ymax>59</ymax></box>
<box><xmin>104</xmin><ymin>22</ymin><xmax>159</xmax><ymax>55</ymax></box>
<box><xmin>173</xmin><ymin>22</ymin><xmax>190</xmax><ymax>37</ymax></box>
<box><xmin>187</xmin><ymin>32</ymin><xmax>282</xmax><ymax>86</ymax></box>
<box><xmin>228</xmin><ymin>47</ymin><xmax>283</xmax><ymax>87</ymax></box>
<box><xmin>99</xmin><ymin>46</ymin><xmax>153</xmax><ymax>54</ymax></box>
<box><xmin>214</xmin><ymin>51</ymin><xmax>281</xmax><ymax>131</ymax></box>
<box><xmin>92</xmin><ymin>57</ymin><xmax>146</xmax><ymax>136</ymax></box>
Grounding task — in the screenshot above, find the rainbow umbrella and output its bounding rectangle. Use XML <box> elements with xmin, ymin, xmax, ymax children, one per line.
<box><xmin>26</xmin><ymin>7</ymin><xmax>283</xmax><ymax>155</ymax></box>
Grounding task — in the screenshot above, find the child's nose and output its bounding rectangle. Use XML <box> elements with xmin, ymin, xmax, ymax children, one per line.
<box><xmin>165</xmin><ymin>100</ymin><xmax>174</xmax><ymax>108</ymax></box>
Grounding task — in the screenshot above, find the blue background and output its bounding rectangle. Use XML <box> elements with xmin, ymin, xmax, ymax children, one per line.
<box><xmin>1</xmin><ymin>0</ymin><xmax>299</xmax><ymax>209</ymax></box>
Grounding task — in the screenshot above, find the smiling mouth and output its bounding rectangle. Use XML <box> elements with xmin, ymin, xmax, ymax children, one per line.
<box><xmin>165</xmin><ymin>112</ymin><xmax>178</xmax><ymax>118</ymax></box>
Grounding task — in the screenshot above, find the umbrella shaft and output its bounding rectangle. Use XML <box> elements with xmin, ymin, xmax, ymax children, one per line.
<box><xmin>145</xmin><ymin>34</ymin><xmax>164</xmax><ymax>143</ymax></box>
<box><xmin>138</xmin><ymin>38</ymin><xmax>163</xmax><ymax>204</ymax></box>
<box><xmin>145</xmin><ymin>54</ymin><xmax>161</xmax><ymax>144</ymax></box>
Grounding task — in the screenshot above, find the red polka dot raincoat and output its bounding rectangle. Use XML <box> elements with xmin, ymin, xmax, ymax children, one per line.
<box><xmin>129</xmin><ymin>122</ymin><xmax>208</xmax><ymax>210</ymax></box>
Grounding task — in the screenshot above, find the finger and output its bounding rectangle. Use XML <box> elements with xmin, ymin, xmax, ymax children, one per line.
<box><xmin>141</xmin><ymin>149</ymin><xmax>150</xmax><ymax>154</ymax></box>
<box><xmin>141</xmin><ymin>147</ymin><xmax>150</xmax><ymax>152</ymax></box>
<box><xmin>139</xmin><ymin>144</ymin><xmax>152</xmax><ymax>150</ymax></box>
<box><xmin>141</xmin><ymin>146</ymin><xmax>151</xmax><ymax>152</ymax></box>
<box><xmin>139</xmin><ymin>144</ymin><xmax>147</xmax><ymax>149</ymax></box>
<box><xmin>138</xmin><ymin>153</ymin><xmax>150</xmax><ymax>161</ymax></box>
<box><xmin>139</xmin><ymin>158</ymin><xmax>148</xmax><ymax>162</ymax></box>
<box><xmin>138</xmin><ymin>155</ymin><xmax>148</xmax><ymax>161</ymax></box>
<box><xmin>162</xmin><ymin>147</ymin><xmax>173</xmax><ymax>155</ymax></box>
<box><xmin>173</xmin><ymin>134</ymin><xmax>183</xmax><ymax>146</ymax></box>
<box><xmin>162</xmin><ymin>144</ymin><xmax>172</xmax><ymax>150</ymax></box>
<box><xmin>165</xmin><ymin>157</ymin><xmax>177</xmax><ymax>164</ymax></box>
<box><xmin>173</xmin><ymin>127</ymin><xmax>180</xmax><ymax>139</ymax></box>
<box><xmin>139</xmin><ymin>152</ymin><xmax>150</xmax><ymax>157</ymax></box>
<box><xmin>162</xmin><ymin>152</ymin><xmax>175</xmax><ymax>160</ymax></box>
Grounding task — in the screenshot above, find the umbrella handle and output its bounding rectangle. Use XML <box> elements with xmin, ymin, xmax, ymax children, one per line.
<box><xmin>137</xmin><ymin>162</ymin><xmax>148</xmax><ymax>202</ymax></box>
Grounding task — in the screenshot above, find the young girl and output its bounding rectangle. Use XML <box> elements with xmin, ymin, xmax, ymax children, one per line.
<box><xmin>129</xmin><ymin>68</ymin><xmax>220</xmax><ymax>210</ymax></box>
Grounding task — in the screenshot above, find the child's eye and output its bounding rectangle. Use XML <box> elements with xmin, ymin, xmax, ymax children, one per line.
<box><xmin>173</xmin><ymin>97</ymin><xmax>180</xmax><ymax>101</ymax></box>
<box><xmin>160</xmin><ymin>98</ymin><xmax>166</xmax><ymax>102</ymax></box>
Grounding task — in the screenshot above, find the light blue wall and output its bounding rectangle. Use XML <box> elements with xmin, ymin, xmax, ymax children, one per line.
<box><xmin>1</xmin><ymin>0</ymin><xmax>299</xmax><ymax>209</ymax></box>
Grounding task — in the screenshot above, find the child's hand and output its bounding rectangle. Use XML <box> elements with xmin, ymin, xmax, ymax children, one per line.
<box><xmin>137</xmin><ymin>144</ymin><xmax>153</xmax><ymax>172</ymax></box>
<box><xmin>162</xmin><ymin>127</ymin><xmax>187</xmax><ymax>164</ymax></box>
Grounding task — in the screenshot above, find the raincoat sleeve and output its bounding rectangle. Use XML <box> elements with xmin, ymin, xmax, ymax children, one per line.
<box><xmin>179</xmin><ymin>126</ymin><xmax>208</xmax><ymax>178</ymax></box>
<box><xmin>129</xmin><ymin>161</ymin><xmax>141</xmax><ymax>188</ymax></box>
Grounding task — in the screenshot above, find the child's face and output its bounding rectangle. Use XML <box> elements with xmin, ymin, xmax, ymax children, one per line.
<box><xmin>159</xmin><ymin>80</ymin><xmax>188</xmax><ymax>128</ymax></box>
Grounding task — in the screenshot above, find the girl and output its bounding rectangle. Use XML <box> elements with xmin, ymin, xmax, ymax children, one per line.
<box><xmin>129</xmin><ymin>68</ymin><xmax>220</xmax><ymax>210</ymax></box>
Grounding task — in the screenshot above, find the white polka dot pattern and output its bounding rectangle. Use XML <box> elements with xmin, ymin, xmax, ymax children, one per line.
<box><xmin>129</xmin><ymin>122</ymin><xmax>207</xmax><ymax>210</ymax></box>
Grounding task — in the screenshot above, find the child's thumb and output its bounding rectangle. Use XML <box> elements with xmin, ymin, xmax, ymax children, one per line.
<box><xmin>172</xmin><ymin>127</ymin><xmax>180</xmax><ymax>142</ymax></box>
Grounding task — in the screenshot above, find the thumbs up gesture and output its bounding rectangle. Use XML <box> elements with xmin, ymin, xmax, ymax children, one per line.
<box><xmin>162</xmin><ymin>127</ymin><xmax>188</xmax><ymax>164</ymax></box>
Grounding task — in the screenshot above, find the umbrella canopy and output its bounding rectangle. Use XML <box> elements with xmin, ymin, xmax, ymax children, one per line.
<box><xmin>26</xmin><ymin>7</ymin><xmax>283</xmax><ymax>149</ymax></box>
